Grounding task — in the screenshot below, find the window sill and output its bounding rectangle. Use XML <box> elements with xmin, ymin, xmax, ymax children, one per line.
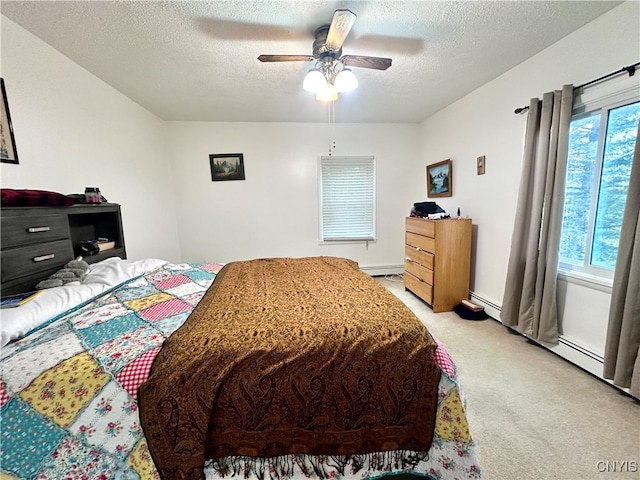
<box><xmin>557</xmin><ymin>270</ymin><xmax>612</xmax><ymax>294</ymax></box>
<box><xmin>319</xmin><ymin>238</ymin><xmax>376</xmax><ymax>245</ymax></box>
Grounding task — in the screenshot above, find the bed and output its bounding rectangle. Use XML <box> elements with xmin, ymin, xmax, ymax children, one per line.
<box><xmin>0</xmin><ymin>256</ymin><xmax>481</xmax><ymax>480</ymax></box>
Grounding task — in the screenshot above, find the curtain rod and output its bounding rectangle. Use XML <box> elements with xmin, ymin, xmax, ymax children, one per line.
<box><xmin>513</xmin><ymin>61</ymin><xmax>640</xmax><ymax>114</ymax></box>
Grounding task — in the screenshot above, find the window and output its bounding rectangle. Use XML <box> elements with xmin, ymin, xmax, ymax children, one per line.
<box><xmin>559</xmin><ymin>87</ymin><xmax>639</xmax><ymax>283</ymax></box>
<box><xmin>319</xmin><ymin>155</ymin><xmax>376</xmax><ymax>242</ymax></box>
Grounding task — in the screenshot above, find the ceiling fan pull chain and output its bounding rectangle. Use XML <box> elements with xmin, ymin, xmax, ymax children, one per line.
<box><xmin>332</xmin><ymin>100</ymin><xmax>336</xmax><ymax>153</ymax></box>
<box><xmin>328</xmin><ymin>100</ymin><xmax>332</xmax><ymax>156</ymax></box>
<box><xmin>328</xmin><ymin>100</ymin><xmax>337</xmax><ymax>156</ymax></box>
<box><xmin>328</xmin><ymin>101</ymin><xmax>332</xmax><ymax>156</ymax></box>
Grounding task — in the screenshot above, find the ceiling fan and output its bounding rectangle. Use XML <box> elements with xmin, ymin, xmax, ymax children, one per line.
<box><xmin>258</xmin><ymin>9</ymin><xmax>392</xmax><ymax>101</ymax></box>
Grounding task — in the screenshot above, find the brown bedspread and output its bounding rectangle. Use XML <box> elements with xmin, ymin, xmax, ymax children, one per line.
<box><xmin>139</xmin><ymin>257</ymin><xmax>441</xmax><ymax>480</ymax></box>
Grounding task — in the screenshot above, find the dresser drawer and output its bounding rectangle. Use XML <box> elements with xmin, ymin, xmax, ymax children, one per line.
<box><xmin>404</xmin><ymin>272</ymin><xmax>433</xmax><ymax>305</ymax></box>
<box><xmin>1</xmin><ymin>214</ymin><xmax>70</xmax><ymax>248</ymax></box>
<box><xmin>405</xmin><ymin>231</ymin><xmax>436</xmax><ymax>254</ymax></box>
<box><xmin>404</xmin><ymin>245</ymin><xmax>434</xmax><ymax>270</ymax></box>
<box><xmin>405</xmin><ymin>259</ymin><xmax>434</xmax><ymax>286</ymax></box>
<box><xmin>406</xmin><ymin>217</ymin><xmax>435</xmax><ymax>238</ymax></box>
<box><xmin>1</xmin><ymin>239</ymin><xmax>73</xmax><ymax>282</ymax></box>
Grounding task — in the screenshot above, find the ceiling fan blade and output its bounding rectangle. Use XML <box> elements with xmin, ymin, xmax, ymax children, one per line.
<box><xmin>341</xmin><ymin>55</ymin><xmax>392</xmax><ymax>71</ymax></box>
<box><xmin>325</xmin><ymin>9</ymin><xmax>356</xmax><ymax>52</ymax></box>
<box><xmin>258</xmin><ymin>54</ymin><xmax>314</xmax><ymax>62</ymax></box>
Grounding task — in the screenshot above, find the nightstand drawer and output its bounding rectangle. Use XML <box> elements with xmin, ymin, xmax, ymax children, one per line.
<box><xmin>406</xmin><ymin>232</ymin><xmax>436</xmax><ymax>254</ymax></box>
<box><xmin>404</xmin><ymin>272</ymin><xmax>433</xmax><ymax>305</ymax></box>
<box><xmin>1</xmin><ymin>214</ymin><xmax>70</xmax><ymax>248</ymax></box>
<box><xmin>405</xmin><ymin>259</ymin><xmax>434</xmax><ymax>285</ymax></box>
<box><xmin>404</xmin><ymin>245</ymin><xmax>434</xmax><ymax>270</ymax></box>
<box><xmin>1</xmin><ymin>239</ymin><xmax>73</xmax><ymax>282</ymax></box>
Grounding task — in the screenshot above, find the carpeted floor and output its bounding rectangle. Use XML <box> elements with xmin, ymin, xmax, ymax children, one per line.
<box><xmin>376</xmin><ymin>276</ymin><xmax>640</xmax><ymax>480</ymax></box>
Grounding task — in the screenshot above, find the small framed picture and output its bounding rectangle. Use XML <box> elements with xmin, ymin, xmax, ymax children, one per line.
<box><xmin>426</xmin><ymin>159</ymin><xmax>452</xmax><ymax>198</ymax></box>
<box><xmin>1</xmin><ymin>78</ymin><xmax>19</xmax><ymax>164</ymax></box>
<box><xmin>477</xmin><ymin>155</ymin><xmax>486</xmax><ymax>175</ymax></box>
<box><xmin>209</xmin><ymin>153</ymin><xmax>245</xmax><ymax>181</ymax></box>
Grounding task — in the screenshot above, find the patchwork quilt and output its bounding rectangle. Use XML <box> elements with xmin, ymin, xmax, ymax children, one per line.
<box><xmin>0</xmin><ymin>262</ymin><xmax>481</xmax><ymax>480</ymax></box>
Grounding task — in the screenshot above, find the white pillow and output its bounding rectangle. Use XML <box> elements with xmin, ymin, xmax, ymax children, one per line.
<box><xmin>83</xmin><ymin>257</ymin><xmax>167</xmax><ymax>286</ymax></box>
<box><xmin>0</xmin><ymin>257</ymin><xmax>168</xmax><ymax>348</ymax></box>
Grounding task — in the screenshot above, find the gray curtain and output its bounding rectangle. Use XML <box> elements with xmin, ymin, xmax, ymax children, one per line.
<box><xmin>603</xmin><ymin>120</ymin><xmax>640</xmax><ymax>398</ymax></box>
<box><xmin>501</xmin><ymin>85</ymin><xmax>573</xmax><ymax>344</ymax></box>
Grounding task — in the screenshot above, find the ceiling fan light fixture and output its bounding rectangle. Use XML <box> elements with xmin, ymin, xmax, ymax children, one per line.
<box><xmin>303</xmin><ymin>69</ymin><xmax>326</xmax><ymax>93</ymax></box>
<box><xmin>334</xmin><ymin>68</ymin><xmax>358</xmax><ymax>93</ymax></box>
<box><xmin>316</xmin><ymin>84</ymin><xmax>338</xmax><ymax>102</ymax></box>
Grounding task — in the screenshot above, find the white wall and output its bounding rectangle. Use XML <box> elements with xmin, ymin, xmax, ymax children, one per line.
<box><xmin>167</xmin><ymin>122</ymin><xmax>421</xmax><ymax>269</ymax></box>
<box><xmin>0</xmin><ymin>17</ymin><xmax>182</xmax><ymax>263</ymax></box>
<box><xmin>418</xmin><ymin>1</ymin><xmax>640</xmax><ymax>375</ymax></box>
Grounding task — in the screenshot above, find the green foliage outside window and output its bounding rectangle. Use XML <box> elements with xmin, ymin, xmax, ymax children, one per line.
<box><xmin>559</xmin><ymin>101</ymin><xmax>639</xmax><ymax>271</ymax></box>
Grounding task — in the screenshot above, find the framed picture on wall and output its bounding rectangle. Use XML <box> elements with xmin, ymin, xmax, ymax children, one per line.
<box><xmin>209</xmin><ymin>153</ymin><xmax>245</xmax><ymax>181</ymax></box>
<box><xmin>426</xmin><ymin>159</ymin><xmax>452</xmax><ymax>197</ymax></box>
<box><xmin>1</xmin><ymin>78</ymin><xmax>19</xmax><ymax>164</ymax></box>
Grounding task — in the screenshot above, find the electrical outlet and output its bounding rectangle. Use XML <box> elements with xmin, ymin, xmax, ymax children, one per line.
<box><xmin>477</xmin><ymin>155</ymin><xmax>486</xmax><ymax>175</ymax></box>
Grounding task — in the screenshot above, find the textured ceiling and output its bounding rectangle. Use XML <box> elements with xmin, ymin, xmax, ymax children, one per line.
<box><xmin>1</xmin><ymin>1</ymin><xmax>623</xmax><ymax>123</ymax></box>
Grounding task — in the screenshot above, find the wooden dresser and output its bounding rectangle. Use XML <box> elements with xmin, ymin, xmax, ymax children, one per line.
<box><xmin>404</xmin><ymin>217</ymin><xmax>472</xmax><ymax>313</ymax></box>
<box><xmin>1</xmin><ymin>204</ymin><xmax>126</xmax><ymax>295</ymax></box>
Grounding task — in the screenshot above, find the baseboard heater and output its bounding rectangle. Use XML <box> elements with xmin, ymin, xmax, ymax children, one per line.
<box><xmin>360</xmin><ymin>265</ymin><xmax>404</xmax><ymax>277</ymax></box>
<box><xmin>469</xmin><ymin>292</ymin><xmax>502</xmax><ymax>319</ymax></box>
<box><xmin>467</xmin><ymin>291</ymin><xmax>631</xmax><ymax>395</ymax></box>
<box><xmin>557</xmin><ymin>336</ymin><xmax>604</xmax><ymax>363</ymax></box>
<box><xmin>470</xmin><ymin>291</ymin><xmax>604</xmax><ymax>358</ymax></box>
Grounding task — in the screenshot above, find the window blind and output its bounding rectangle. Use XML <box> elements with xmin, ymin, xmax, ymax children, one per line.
<box><xmin>320</xmin><ymin>155</ymin><xmax>376</xmax><ymax>241</ymax></box>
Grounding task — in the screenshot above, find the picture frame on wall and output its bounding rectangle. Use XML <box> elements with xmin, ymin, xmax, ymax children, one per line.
<box><xmin>209</xmin><ymin>153</ymin><xmax>245</xmax><ymax>181</ymax></box>
<box><xmin>426</xmin><ymin>159</ymin><xmax>452</xmax><ymax>198</ymax></box>
<box><xmin>1</xmin><ymin>78</ymin><xmax>19</xmax><ymax>164</ymax></box>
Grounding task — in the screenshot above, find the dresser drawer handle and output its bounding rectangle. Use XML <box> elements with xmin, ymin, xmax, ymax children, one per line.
<box><xmin>28</xmin><ymin>226</ymin><xmax>51</xmax><ymax>233</ymax></box>
<box><xmin>33</xmin><ymin>253</ymin><xmax>55</xmax><ymax>262</ymax></box>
